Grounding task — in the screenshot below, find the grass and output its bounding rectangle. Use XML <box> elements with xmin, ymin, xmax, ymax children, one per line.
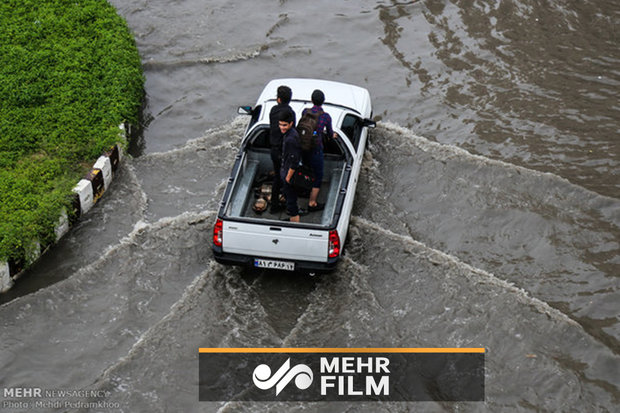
<box><xmin>0</xmin><ymin>0</ymin><xmax>144</xmax><ymax>263</ymax></box>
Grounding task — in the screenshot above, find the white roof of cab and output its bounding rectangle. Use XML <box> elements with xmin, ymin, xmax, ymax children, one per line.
<box><xmin>257</xmin><ymin>78</ymin><xmax>371</xmax><ymax>116</ymax></box>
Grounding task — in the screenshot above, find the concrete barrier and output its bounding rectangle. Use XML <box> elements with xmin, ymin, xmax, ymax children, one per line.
<box><xmin>94</xmin><ymin>155</ymin><xmax>113</xmax><ymax>190</ymax></box>
<box><xmin>0</xmin><ymin>262</ymin><xmax>11</xmax><ymax>293</ymax></box>
<box><xmin>74</xmin><ymin>179</ymin><xmax>95</xmax><ymax>215</ymax></box>
<box><xmin>55</xmin><ymin>209</ymin><xmax>70</xmax><ymax>241</ymax></box>
<box><xmin>0</xmin><ymin>124</ymin><xmax>127</xmax><ymax>293</ymax></box>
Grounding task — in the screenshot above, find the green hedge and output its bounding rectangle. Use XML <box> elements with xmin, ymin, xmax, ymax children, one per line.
<box><xmin>0</xmin><ymin>0</ymin><xmax>144</xmax><ymax>262</ymax></box>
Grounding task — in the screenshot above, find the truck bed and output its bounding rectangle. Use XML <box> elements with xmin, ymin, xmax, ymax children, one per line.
<box><xmin>224</xmin><ymin>148</ymin><xmax>346</xmax><ymax>226</ymax></box>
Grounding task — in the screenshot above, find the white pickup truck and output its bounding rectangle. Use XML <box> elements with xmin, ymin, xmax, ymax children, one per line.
<box><xmin>212</xmin><ymin>78</ymin><xmax>375</xmax><ymax>274</ymax></box>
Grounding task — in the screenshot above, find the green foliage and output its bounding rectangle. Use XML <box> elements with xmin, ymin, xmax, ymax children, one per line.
<box><xmin>0</xmin><ymin>0</ymin><xmax>144</xmax><ymax>262</ymax></box>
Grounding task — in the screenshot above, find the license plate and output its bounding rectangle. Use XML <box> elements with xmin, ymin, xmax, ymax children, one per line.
<box><xmin>254</xmin><ymin>258</ymin><xmax>295</xmax><ymax>271</ymax></box>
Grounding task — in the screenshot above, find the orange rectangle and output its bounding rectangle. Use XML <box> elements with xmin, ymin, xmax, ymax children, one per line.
<box><xmin>199</xmin><ymin>347</ymin><xmax>485</xmax><ymax>354</ymax></box>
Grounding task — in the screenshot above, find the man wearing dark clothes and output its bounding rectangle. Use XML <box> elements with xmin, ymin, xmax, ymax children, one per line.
<box><xmin>268</xmin><ymin>85</ymin><xmax>295</xmax><ymax>214</ymax></box>
<box><xmin>279</xmin><ymin>110</ymin><xmax>306</xmax><ymax>222</ymax></box>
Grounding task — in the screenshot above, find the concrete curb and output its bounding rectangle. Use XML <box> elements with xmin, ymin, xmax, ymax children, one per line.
<box><xmin>0</xmin><ymin>124</ymin><xmax>127</xmax><ymax>293</ymax></box>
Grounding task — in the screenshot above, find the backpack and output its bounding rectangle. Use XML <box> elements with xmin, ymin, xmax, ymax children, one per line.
<box><xmin>296</xmin><ymin>108</ymin><xmax>323</xmax><ymax>151</ymax></box>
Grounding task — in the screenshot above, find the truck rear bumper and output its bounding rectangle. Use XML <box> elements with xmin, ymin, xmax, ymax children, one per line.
<box><xmin>212</xmin><ymin>247</ymin><xmax>339</xmax><ymax>273</ymax></box>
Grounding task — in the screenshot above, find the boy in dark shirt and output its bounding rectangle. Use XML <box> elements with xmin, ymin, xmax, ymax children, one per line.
<box><xmin>268</xmin><ymin>85</ymin><xmax>295</xmax><ymax>214</ymax></box>
<box><xmin>279</xmin><ymin>110</ymin><xmax>306</xmax><ymax>222</ymax></box>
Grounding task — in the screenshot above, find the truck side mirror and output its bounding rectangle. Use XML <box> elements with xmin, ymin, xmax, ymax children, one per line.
<box><xmin>362</xmin><ymin>118</ymin><xmax>376</xmax><ymax>128</ymax></box>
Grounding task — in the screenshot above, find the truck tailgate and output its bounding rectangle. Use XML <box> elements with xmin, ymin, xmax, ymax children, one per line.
<box><xmin>222</xmin><ymin>221</ymin><xmax>328</xmax><ymax>262</ymax></box>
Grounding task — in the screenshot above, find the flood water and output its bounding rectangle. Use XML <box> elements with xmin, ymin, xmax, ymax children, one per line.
<box><xmin>1</xmin><ymin>1</ymin><xmax>618</xmax><ymax>412</ymax></box>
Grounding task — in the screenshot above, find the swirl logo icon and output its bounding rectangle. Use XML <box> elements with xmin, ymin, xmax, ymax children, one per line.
<box><xmin>252</xmin><ymin>358</ymin><xmax>313</xmax><ymax>395</ymax></box>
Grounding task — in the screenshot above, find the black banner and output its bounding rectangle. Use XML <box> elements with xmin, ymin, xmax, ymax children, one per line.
<box><xmin>199</xmin><ymin>349</ymin><xmax>485</xmax><ymax>402</ymax></box>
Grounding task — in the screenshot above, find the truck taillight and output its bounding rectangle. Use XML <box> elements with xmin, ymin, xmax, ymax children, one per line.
<box><xmin>328</xmin><ymin>230</ymin><xmax>340</xmax><ymax>258</ymax></box>
<box><xmin>213</xmin><ymin>219</ymin><xmax>223</xmax><ymax>247</ymax></box>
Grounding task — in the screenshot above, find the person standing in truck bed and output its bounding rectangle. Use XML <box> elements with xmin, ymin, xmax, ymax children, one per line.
<box><xmin>268</xmin><ymin>85</ymin><xmax>295</xmax><ymax>214</ymax></box>
<box><xmin>279</xmin><ymin>110</ymin><xmax>306</xmax><ymax>223</ymax></box>
<box><xmin>301</xmin><ymin>89</ymin><xmax>338</xmax><ymax>212</ymax></box>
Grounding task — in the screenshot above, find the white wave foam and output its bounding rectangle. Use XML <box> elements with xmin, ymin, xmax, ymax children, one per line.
<box><xmin>123</xmin><ymin>163</ymin><xmax>149</xmax><ymax>215</ymax></box>
<box><xmin>95</xmin><ymin>261</ymin><xmax>218</xmax><ymax>383</ymax></box>
<box><xmin>376</xmin><ymin>121</ymin><xmax>620</xmax><ymax>206</ymax></box>
<box><xmin>350</xmin><ymin>215</ymin><xmax>581</xmax><ymax>328</ymax></box>
<box><xmin>142</xmin><ymin>117</ymin><xmax>246</xmax><ymax>159</ymax></box>
<box><xmin>281</xmin><ymin>255</ymin><xmax>387</xmax><ymax>348</ymax></box>
<box><xmin>1</xmin><ymin>210</ymin><xmax>218</xmax><ymax>311</ymax></box>
<box><xmin>378</xmin><ymin>121</ymin><xmax>556</xmax><ymax>175</ymax></box>
<box><xmin>141</xmin><ymin>43</ymin><xmax>278</xmax><ymax>70</ymax></box>
<box><xmin>92</xmin><ymin>261</ymin><xmax>282</xmax><ymax>393</ymax></box>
